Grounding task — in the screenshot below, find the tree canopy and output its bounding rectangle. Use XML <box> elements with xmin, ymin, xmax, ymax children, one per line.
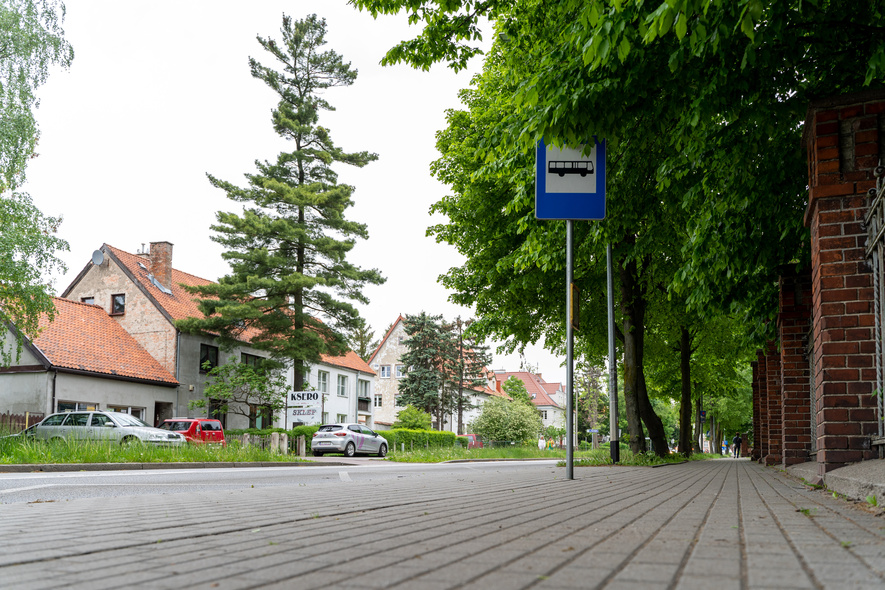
<box><xmin>177</xmin><ymin>14</ymin><xmax>384</xmax><ymax>389</ymax></box>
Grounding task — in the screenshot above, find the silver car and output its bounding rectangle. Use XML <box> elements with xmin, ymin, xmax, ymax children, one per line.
<box><xmin>29</xmin><ymin>410</ymin><xmax>185</xmax><ymax>446</ymax></box>
<box><xmin>311</xmin><ymin>423</ymin><xmax>388</xmax><ymax>457</ymax></box>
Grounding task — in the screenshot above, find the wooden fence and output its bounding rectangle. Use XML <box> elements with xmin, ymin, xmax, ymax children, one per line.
<box><xmin>0</xmin><ymin>411</ymin><xmax>44</xmax><ymax>433</ymax></box>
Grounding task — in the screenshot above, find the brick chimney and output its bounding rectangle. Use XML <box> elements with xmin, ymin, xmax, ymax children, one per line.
<box><xmin>149</xmin><ymin>241</ymin><xmax>174</xmax><ymax>290</ymax></box>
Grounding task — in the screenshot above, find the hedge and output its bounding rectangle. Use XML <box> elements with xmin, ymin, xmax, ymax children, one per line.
<box><xmin>379</xmin><ymin>428</ymin><xmax>457</xmax><ymax>451</ymax></box>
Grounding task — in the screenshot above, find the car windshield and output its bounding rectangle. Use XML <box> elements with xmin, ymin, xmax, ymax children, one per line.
<box><xmin>318</xmin><ymin>425</ymin><xmax>342</xmax><ymax>432</ymax></box>
<box><xmin>160</xmin><ymin>421</ymin><xmax>192</xmax><ymax>431</ymax></box>
<box><xmin>112</xmin><ymin>413</ymin><xmax>150</xmax><ymax>427</ymax></box>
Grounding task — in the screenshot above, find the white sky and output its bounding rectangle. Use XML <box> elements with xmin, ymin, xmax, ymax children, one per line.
<box><xmin>20</xmin><ymin>0</ymin><xmax>567</xmax><ymax>385</ymax></box>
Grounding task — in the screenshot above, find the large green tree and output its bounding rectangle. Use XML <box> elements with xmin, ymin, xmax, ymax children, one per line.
<box><xmin>397</xmin><ymin>312</ymin><xmax>457</xmax><ymax>428</ymax></box>
<box><xmin>0</xmin><ymin>0</ymin><xmax>72</xmax><ymax>366</ymax></box>
<box><xmin>178</xmin><ymin>14</ymin><xmax>384</xmax><ymax>389</ymax></box>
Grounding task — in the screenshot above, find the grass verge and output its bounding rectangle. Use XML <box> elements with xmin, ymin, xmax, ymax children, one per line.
<box><xmin>0</xmin><ymin>437</ymin><xmax>308</xmax><ymax>464</ymax></box>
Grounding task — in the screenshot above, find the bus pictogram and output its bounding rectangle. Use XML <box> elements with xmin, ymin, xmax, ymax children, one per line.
<box><xmin>548</xmin><ymin>160</ymin><xmax>594</xmax><ymax>177</ymax></box>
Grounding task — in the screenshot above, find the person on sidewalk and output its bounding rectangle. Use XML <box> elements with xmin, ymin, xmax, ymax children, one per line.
<box><xmin>732</xmin><ymin>433</ymin><xmax>742</xmax><ymax>458</ymax></box>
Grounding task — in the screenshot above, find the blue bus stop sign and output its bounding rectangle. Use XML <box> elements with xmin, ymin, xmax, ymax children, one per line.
<box><xmin>535</xmin><ymin>138</ymin><xmax>606</xmax><ymax>220</ymax></box>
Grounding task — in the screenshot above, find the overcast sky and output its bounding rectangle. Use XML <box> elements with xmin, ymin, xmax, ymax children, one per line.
<box><xmin>21</xmin><ymin>0</ymin><xmax>567</xmax><ymax>384</ymax></box>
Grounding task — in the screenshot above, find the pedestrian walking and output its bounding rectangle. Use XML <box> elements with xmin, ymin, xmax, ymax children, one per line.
<box><xmin>732</xmin><ymin>433</ymin><xmax>742</xmax><ymax>458</ymax></box>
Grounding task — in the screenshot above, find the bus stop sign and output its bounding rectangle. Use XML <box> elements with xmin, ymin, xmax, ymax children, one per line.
<box><xmin>535</xmin><ymin>138</ymin><xmax>606</xmax><ymax>220</ymax></box>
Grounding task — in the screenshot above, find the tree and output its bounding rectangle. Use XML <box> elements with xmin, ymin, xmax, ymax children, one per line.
<box><xmin>0</xmin><ymin>0</ymin><xmax>73</xmax><ymax>366</ymax></box>
<box><xmin>1</xmin><ymin>0</ymin><xmax>74</xmax><ymax>190</ymax></box>
<box><xmin>472</xmin><ymin>396</ymin><xmax>542</xmax><ymax>444</ymax></box>
<box><xmin>501</xmin><ymin>375</ymin><xmax>532</xmax><ymax>408</ymax></box>
<box><xmin>194</xmin><ymin>358</ymin><xmax>289</xmax><ymax>429</ymax></box>
<box><xmin>393</xmin><ymin>404</ymin><xmax>432</xmax><ymax>430</ymax></box>
<box><xmin>343</xmin><ymin>317</ymin><xmax>378</xmax><ymax>362</ymax></box>
<box><xmin>177</xmin><ymin>15</ymin><xmax>384</xmax><ymax>389</ymax></box>
<box><xmin>397</xmin><ymin>312</ymin><xmax>456</xmax><ymax>428</ymax></box>
<box><xmin>449</xmin><ymin>316</ymin><xmax>492</xmax><ymax>434</ymax></box>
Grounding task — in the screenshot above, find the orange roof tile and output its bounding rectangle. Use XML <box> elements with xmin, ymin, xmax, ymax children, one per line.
<box><xmin>105</xmin><ymin>244</ymin><xmax>368</xmax><ymax>372</ymax></box>
<box><xmin>494</xmin><ymin>371</ymin><xmax>562</xmax><ymax>408</ymax></box>
<box><xmin>33</xmin><ymin>298</ymin><xmax>177</xmax><ymax>385</ymax></box>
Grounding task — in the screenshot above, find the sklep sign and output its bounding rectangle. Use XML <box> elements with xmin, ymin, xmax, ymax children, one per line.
<box><xmin>287</xmin><ymin>391</ymin><xmax>321</xmax><ymax>424</ymax></box>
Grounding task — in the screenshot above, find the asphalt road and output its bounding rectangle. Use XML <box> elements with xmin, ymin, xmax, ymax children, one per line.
<box><xmin>0</xmin><ymin>459</ymin><xmax>562</xmax><ymax>504</ymax></box>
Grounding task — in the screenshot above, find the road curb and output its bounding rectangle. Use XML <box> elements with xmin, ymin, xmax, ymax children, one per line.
<box><xmin>0</xmin><ymin>460</ymin><xmax>354</xmax><ymax>473</ymax></box>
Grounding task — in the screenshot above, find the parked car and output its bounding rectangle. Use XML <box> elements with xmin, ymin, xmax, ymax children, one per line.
<box><xmin>28</xmin><ymin>410</ymin><xmax>185</xmax><ymax>446</ymax></box>
<box><xmin>462</xmin><ymin>433</ymin><xmax>483</xmax><ymax>449</ymax></box>
<box><xmin>311</xmin><ymin>423</ymin><xmax>387</xmax><ymax>457</ymax></box>
<box><xmin>159</xmin><ymin>418</ymin><xmax>226</xmax><ymax>446</ymax></box>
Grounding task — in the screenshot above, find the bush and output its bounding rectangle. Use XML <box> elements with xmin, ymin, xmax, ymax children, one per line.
<box><xmin>382</xmin><ymin>428</ymin><xmax>457</xmax><ymax>451</ymax></box>
<box><xmin>289</xmin><ymin>425</ymin><xmax>319</xmax><ymax>440</ymax></box>
<box><xmin>393</xmin><ymin>405</ymin><xmax>432</xmax><ymax>430</ymax></box>
<box><xmin>472</xmin><ymin>397</ymin><xmax>543</xmax><ymax>444</ymax></box>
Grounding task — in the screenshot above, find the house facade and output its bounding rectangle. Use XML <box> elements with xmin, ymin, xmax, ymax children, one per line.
<box><xmin>493</xmin><ymin>370</ymin><xmax>566</xmax><ymax>432</ymax></box>
<box><xmin>17</xmin><ymin>240</ymin><xmax>377</xmax><ymax>430</ymax></box>
<box><xmin>0</xmin><ymin>297</ymin><xmax>178</xmax><ymax>423</ymax></box>
<box><xmin>368</xmin><ymin>315</ymin><xmax>506</xmax><ymax>432</ymax></box>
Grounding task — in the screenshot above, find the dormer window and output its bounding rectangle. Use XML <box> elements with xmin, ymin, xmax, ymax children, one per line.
<box><xmin>80</xmin><ymin>296</ymin><xmax>94</xmax><ymax>305</ymax></box>
<box><xmin>110</xmin><ymin>294</ymin><xmax>125</xmax><ymax>315</ymax></box>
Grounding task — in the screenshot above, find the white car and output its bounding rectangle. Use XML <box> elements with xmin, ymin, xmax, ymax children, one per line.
<box><xmin>29</xmin><ymin>410</ymin><xmax>185</xmax><ymax>446</ymax></box>
<box><xmin>311</xmin><ymin>423</ymin><xmax>388</xmax><ymax>457</ymax></box>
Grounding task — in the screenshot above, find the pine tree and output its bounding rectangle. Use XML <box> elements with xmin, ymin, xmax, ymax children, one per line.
<box><xmin>449</xmin><ymin>317</ymin><xmax>492</xmax><ymax>435</ymax></box>
<box><xmin>178</xmin><ymin>14</ymin><xmax>384</xmax><ymax>389</ymax></box>
<box><xmin>397</xmin><ymin>312</ymin><xmax>457</xmax><ymax>428</ymax></box>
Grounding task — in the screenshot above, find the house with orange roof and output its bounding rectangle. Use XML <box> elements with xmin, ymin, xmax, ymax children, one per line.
<box><xmin>0</xmin><ymin>297</ymin><xmax>178</xmax><ymax>421</ymax></box>
<box><xmin>368</xmin><ymin>315</ymin><xmax>506</xmax><ymax>432</ymax></box>
<box><xmin>493</xmin><ymin>370</ymin><xmax>566</xmax><ymax>431</ymax></box>
<box><xmin>55</xmin><ymin>241</ymin><xmax>375</xmax><ymax>429</ymax></box>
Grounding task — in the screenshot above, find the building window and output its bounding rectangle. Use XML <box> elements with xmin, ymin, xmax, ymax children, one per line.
<box><xmin>379</xmin><ymin>365</ymin><xmax>391</xmax><ymax>378</ymax></box>
<box><xmin>241</xmin><ymin>353</ymin><xmax>263</xmax><ymax>368</ymax></box>
<box><xmin>358</xmin><ymin>379</ymin><xmax>369</xmax><ymax>398</ymax></box>
<box><xmin>337</xmin><ymin>375</ymin><xmax>348</xmax><ymax>397</ymax></box>
<box><xmin>208</xmin><ymin>398</ymin><xmax>227</xmax><ymax>428</ymax></box>
<box><xmin>395</xmin><ymin>364</ymin><xmax>405</xmax><ymax>378</ymax></box>
<box><xmin>337</xmin><ymin>413</ymin><xmax>348</xmax><ymax>423</ymax></box>
<box><xmin>81</xmin><ymin>296</ymin><xmax>94</xmax><ymax>305</ymax></box>
<box><xmin>110</xmin><ymin>293</ymin><xmax>125</xmax><ymax>315</ymax></box>
<box><xmin>317</xmin><ymin>371</ymin><xmax>329</xmax><ymax>394</ymax></box>
<box><xmin>56</xmin><ymin>401</ymin><xmax>97</xmax><ymax>412</ymax></box>
<box><xmin>108</xmin><ymin>406</ymin><xmax>145</xmax><ymax>421</ymax></box>
<box><xmin>200</xmin><ymin>344</ymin><xmax>219</xmax><ymax>372</ymax></box>
<box><xmin>322</xmin><ymin>412</ymin><xmax>329</xmax><ymax>424</ymax></box>
<box><xmin>374</xmin><ymin>394</ymin><xmax>383</xmax><ymax>408</ymax></box>
<box><xmin>540</xmin><ymin>410</ymin><xmax>547</xmax><ymax>420</ymax></box>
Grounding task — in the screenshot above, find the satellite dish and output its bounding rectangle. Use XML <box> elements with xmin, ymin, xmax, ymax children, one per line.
<box><xmin>91</xmin><ymin>250</ymin><xmax>104</xmax><ymax>266</ymax></box>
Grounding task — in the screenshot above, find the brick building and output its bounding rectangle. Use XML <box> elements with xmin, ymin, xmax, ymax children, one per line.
<box><xmin>753</xmin><ymin>90</ymin><xmax>885</xmax><ymax>480</ymax></box>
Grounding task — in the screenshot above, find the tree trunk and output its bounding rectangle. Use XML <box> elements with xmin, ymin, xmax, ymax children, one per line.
<box><xmin>619</xmin><ymin>258</ymin><xmax>646</xmax><ymax>454</ymax></box>
<box><xmin>637</xmin><ymin>368</ymin><xmax>669</xmax><ymax>457</ymax></box>
<box><xmin>589</xmin><ymin>368</ymin><xmax>600</xmax><ymax>450</ymax></box>
<box><xmin>678</xmin><ymin>326</ymin><xmax>693</xmax><ymax>457</ymax></box>
<box><xmin>694</xmin><ymin>392</ymin><xmax>703</xmax><ymax>453</ymax></box>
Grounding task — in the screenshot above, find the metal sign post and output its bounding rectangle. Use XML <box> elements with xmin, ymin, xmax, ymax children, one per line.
<box><xmin>607</xmin><ymin>243</ymin><xmax>619</xmax><ymax>464</ymax></box>
<box><xmin>536</xmin><ymin>138</ymin><xmax>608</xmax><ymax>478</ymax></box>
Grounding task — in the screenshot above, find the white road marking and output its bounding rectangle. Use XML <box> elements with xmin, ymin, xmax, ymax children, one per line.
<box><xmin>339</xmin><ymin>471</ymin><xmax>352</xmax><ymax>482</ymax></box>
<box><xmin>0</xmin><ymin>484</ymin><xmax>56</xmax><ymax>494</ymax></box>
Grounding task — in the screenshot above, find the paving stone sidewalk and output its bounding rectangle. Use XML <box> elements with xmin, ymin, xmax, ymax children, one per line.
<box><xmin>1</xmin><ymin>459</ymin><xmax>883</xmax><ymax>589</ymax></box>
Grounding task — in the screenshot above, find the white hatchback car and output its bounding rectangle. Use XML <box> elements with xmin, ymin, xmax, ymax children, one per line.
<box><xmin>30</xmin><ymin>410</ymin><xmax>185</xmax><ymax>446</ymax></box>
<box><xmin>311</xmin><ymin>423</ymin><xmax>388</xmax><ymax>457</ymax></box>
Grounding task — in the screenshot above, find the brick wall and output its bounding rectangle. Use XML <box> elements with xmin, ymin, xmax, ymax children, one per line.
<box><xmin>764</xmin><ymin>341</ymin><xmax>783</xmax><ymax>466</ymax></box>
<box><xmin>778</xmin><ymin>269</ymin><xmax>813</xmax><ymax>466</ymax></box>
<box><xmin>756</xmin><ymin>350</ymin><xmax>768</xmax><ymax>461</ymax></box>
<box><xmin>751</xmin><ymin>360</ymin><xmax>761</xmax><ymax>460</ymax></box>
<box><xmin>804</xmin><ymin>90</ymin><xmax>884</xmax><ymax>476</ymax></box>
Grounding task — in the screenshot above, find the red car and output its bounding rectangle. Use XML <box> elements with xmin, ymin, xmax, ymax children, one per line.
<box><xmin>463</xmin><ymin>434</ymin><xmax>483</xmax><ymax>449</ymax></box>
<box><xmin>159</xmin><ymin>418</ymin><xmax>226</xmax><ymax>446</ymax></box>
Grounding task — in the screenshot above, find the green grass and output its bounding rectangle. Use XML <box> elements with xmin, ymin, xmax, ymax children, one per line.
<box><xmin>0</xmin><ymin>437</ymin><xmax>309</xmax><ymax>464</ymax></box>
<box><xmin>383</xmin><ymin>444</ymin><xmax>722</xmax><ymax>465</ymax></box>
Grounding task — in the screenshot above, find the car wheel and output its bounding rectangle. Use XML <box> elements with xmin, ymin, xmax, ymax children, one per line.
<box><xmin>377</xmin><ymin>443</ymin><xmax>387</xmax><ymax>458</ymax></box>
<box><xmin>312</xmin><ymin>451</ymin><xmax>323</xmax><ymax>457</ymax></box>
<box><xmin>344</xmin><ymin>442</ymin><xmax>356</xmax><ymax>457</ymax></box>
<box><xmin>120</xmin><ymin>436</ymin><xmax>141</xmax><ymax>447</ymax></box>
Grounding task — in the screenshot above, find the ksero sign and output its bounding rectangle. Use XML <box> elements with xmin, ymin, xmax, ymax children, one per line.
<box><xmin>288</xmin><ymin>391</ymin><xmax>321</xmax><ymax>424</ymax></box>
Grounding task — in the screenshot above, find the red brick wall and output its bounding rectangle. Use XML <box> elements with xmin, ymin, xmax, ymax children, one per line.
<box><xmin>778</xmin><ymin>270</ymin><xmax>813</xmax><ymax>466</ymax></box>
<box><xmin>804</xmin><ymin>91</ymin><xmax>883</xmax><ymax>476</ymax></box>
<box><xmin>751</xmin><ymin>360</ymin><xmax>761</xmax><ymax>460</ymax></box>
<box><xmin>764</xmin><ymin>341</ymin><xmax>783</xmax><ymax>465</ymax></box>
<box><xmin>756</xmin><ymin>350</ymin><xmax>768</xmax><ymax>461</ymax></box>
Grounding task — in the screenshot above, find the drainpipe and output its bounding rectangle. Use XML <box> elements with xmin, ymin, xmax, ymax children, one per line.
<box><xmin>175</xmin><ymin>330</ymin><xmax>181</xmax><ymax>416</ymax></box>
<box><xmin>50</xmin><ymin>369</ymin><xmax>57</xmax><ymax>414</ymax></box>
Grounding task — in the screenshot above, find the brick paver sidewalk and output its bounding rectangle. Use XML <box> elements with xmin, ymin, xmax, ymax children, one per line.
<box><xmin>1</xmin><ymin>459</ymin><xmax>883</xmax><ymax>589</ymax></box>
